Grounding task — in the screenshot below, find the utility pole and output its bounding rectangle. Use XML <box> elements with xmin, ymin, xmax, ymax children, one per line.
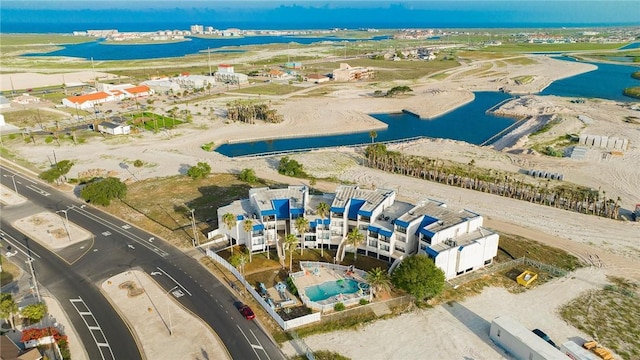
<box><xmin>190</xmin><ymin>208</ymin><xmax>199</xmax><ymax>247</ymax></box>
<box><xmin>26</xmin><ymin>258</ymin><xmax>42</xmax><ymax>303</ymax></box>
<box><xmin>208</xmin><ymin>47</ymin><xmax>212</xmax><ymax>76</ymax></box>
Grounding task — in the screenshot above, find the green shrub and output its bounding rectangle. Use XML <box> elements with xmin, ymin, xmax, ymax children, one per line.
<box><xmin>286</xmin><ymin>276</ymin><xmax>298</xmax><ymax>296</ymax></box>
<box><xmin>239</xmin><ymin>168</ymin><xmax>257</xmax><ymax>183</ymax></box>
<box><xmin>278</xmin><ymin>156</ymin><xmax>307</xmax><ymax>178</ymax></box>
<box><xmin>359</xmin><ymin>298</ymin><xmax>369</xmax><ymax>305</ymax></box>
<box><xmin>334</xmin><ymin>302</ymin><xmax>345</xmax><ymax>311</ymax></box>
<box><xmin>44</xmin><ymin>136</ymin><xmax>53</xmax><ymax>144</ymax></box>
<box><xmin>187</xmin><ymin>162</ymin><xmax>211</xmax><ymax>179</ymax></box>
<box><xmin>133</xmin><ymin>159</ymin><xmax>144</xmax><ymax>168</ymax></box>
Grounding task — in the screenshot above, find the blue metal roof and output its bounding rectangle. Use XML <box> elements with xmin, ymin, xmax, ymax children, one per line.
<box><xmin>272</xmin><ymin>199</ymin><xmax>290</xmax><ymax>219</ymax></box>
<box><xmin>290</xmin><ymin>208</ymin><xmax>304</xmax><ymax>215</ymax></box>
<box><xmin>253</xmin><ymin>223</ymin><xmax>264</xmax><ymax>231</ymax></box>
<box><xmin>324</xmin><ymin>218</ymin><xmax>331</xmax><ymax>225</ymax></box>
<box><xmin>348</xmin><ymin>199</ymin><xmax>365</xmax><ymax>221</ymax></box>
<box><xmin>236</xmin><ymin>214</ymin><xmax>244</xmax><ymax>221</ymax></box>
<box><xmin>394</xmin><ymin>219</ymin><xmax>410</xmax><ymax>228</ymax></box>
<box><xmin>330</xmin><ymin>206</ymin><xmax>345</xmax><ymax>213</ymax></box>
<box><xmin>415</xmin><ymin>215</ymin><xmax>439</xmax><ymax>235</ymax></box>
<box><xmin>367</xmin><ymin>225</ymin><xmax>380</xmax><ymax>232</ymax></box>
<box><xmin>426</xmin><ymin>247</ymin><xmax>439</xmax><ymax>258</ymax></box>
<box><xmin>358</xmin><ymin>209</ymin><xmax>373</xmax><ymax>217</ymax></box>
<box><xmin>379</xmin><ymin>228</ymin><xmax>393</xmax><ymax>237</ymax></box>
<box><xmin>260</xmin><ymin>209</ymin><xmax>277</xmax><ymax>216</ymax></box>
<box><xmin>419</xmin><ymin>228</ymin><xmax>435</xmax><ymax>237</ymax></box>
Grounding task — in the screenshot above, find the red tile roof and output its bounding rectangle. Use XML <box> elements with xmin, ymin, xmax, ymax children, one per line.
<box><xmin>66</xmin><ymin>92</ymin><xmax>110</xmax><ymax>104</ymax></box>
<box><xmin>125</xmin><ymin>85</ymin><xmax>150</xmax><ymax>94</ymax></box>
<box><xmin>218</xmin><ymin>64</ymin><xmax>233</xmax><ymax>67</ymax></box>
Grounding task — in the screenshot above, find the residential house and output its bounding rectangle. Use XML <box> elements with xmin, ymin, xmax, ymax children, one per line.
<box><xmin>212</xmin><ymin>185</ymin><xmax>498</xmax><ymax>279</ymax></box>
<box><xmin>1</xmin><ymin>336</ymin><xmax>43</xmax><ymax>360</ymax></box>
<box><xmin>97</xmin><ymin>121</ymin><xmax>131</xmax><ymax>135</ymax></box>
<box><xmin>305</xmin><ymin>74</ymin><xmax>330</xmax><ymax>83</ymax></box>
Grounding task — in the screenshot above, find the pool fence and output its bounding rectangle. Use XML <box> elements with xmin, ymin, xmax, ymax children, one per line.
<box><xmin>205</xmin><ymin>248</ymin><xmax>321</xmax><ymax>330</ymax></box>
<box><xmin>293</xmin><ymin>261</ymin><xmax>372</xmax><ymax>313</ymax></box>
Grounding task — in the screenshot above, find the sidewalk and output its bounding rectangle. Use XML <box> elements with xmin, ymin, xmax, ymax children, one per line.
<box><xmin>41</xmin><ymin>295</ymin><xmax>89</xmax><ymax>360</ymax></box>
<box><xmin>101</xmin><ymin>270</ymin><xmax>230</xmax><ymax>360</ymax></box>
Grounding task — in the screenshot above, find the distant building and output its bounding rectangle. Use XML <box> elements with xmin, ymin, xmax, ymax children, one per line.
<box><xmin>305</xmin><ymin>73</ymin><xmax>330</xmax><ymax>83</ymax></box>
<box><xmin>332</xmin><ymin>63</ymin><xmax>375</xmax><ymax>82</ymax></box>
<box><xmin>190</xmin><ymin>24</ymin><xmax>204</xmax><ymax>34</ymax></box>
<box><xmin>268</xmin><ymin>69</ymin><xmax>286</xmax><ymax>79</ymax></box>
<box><xmin>62</xmin><ymin>92</ymin><xmax>114</xmax><ymax>110</ymax></box>
<box><xmin>284</xmin><ymin>62</ymin><xmax>302</xmax><ymax>69</ymax></box>
<box><xmin>214</xmin><ymin>64</ymin><xmax>248</xmax><ymax>84</ymax></box>
<box><xmin>173</xmin><ymin>74</ymin><xmax>216</xmax><ymax>90</ymax></box>
<box><xmin>97</xmin><ymin>121</ymin><xmax>131</xmax><ymax>135</ymax></box>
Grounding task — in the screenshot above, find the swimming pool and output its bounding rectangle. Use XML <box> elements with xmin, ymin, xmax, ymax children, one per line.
<box><xmin>305</xmin><ymin>279</ymin><xmax>362</xmax><ymax>302</ymax></box>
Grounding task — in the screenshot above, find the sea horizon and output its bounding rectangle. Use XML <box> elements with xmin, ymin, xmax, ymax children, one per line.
<box><xmin>2</xmin><ymin>1</ymin><xmax>639</xmax><ymax>34</ymax></box>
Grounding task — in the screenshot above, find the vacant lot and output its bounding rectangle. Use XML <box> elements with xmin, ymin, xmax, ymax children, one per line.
<box><xmin>560</xmin><ymin>277</ymin><xmax>640</xmax><ymax>360</ymax></box>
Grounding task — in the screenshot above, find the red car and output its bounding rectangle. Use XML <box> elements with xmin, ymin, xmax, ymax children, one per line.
<box><xmin>240</xmin><ymin>305</ymin><xmax>255</xmax><ymax>320</ymax></box>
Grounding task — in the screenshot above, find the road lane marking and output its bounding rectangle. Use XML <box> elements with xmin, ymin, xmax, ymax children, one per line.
<box><xmin>156</xmin><ymin>267</ymin><xmax>192</xmax><ymax>296</ymax></box>
<box><xmin>69</xmin><ymin>297</ymin><xmax>115</xmax><ymax>360</ymax></box>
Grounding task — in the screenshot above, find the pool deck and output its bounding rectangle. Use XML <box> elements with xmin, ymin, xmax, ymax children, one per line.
<box><xmin>294</xmin><ymin>264</ymin><xmax>367</xmax><ymax>305</ymax></box>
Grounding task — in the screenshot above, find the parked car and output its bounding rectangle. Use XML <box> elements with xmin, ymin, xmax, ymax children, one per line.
<box><xmin>532</xmin><ymin>329</ymin><xmax>557</xmax><ymax>348</ymax></box>
<box><xmin>240</xmin><ymin>305</ymin><xmax>255</xmax><ymax>320</ymax></box>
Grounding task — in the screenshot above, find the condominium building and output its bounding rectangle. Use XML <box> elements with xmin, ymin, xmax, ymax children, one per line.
<box><xmin>212</xmin><ymin>185</ymin><xmax>499</xmax><ymax>279</ymax></box>
<box><xmin>332</xmin><ymin>63</ymin><xmax>375</xmax><ymax>82</ymax></box>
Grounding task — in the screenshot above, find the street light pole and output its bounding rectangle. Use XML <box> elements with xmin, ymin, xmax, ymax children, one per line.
<box><xmin>10</xmin><ymin>174</ymin><xmax>18</xmax><ymax>194</ymax></box>
<box><xmin>166</xmin><ymin>285</ymin><xmax>179</xmax><ymax>336</ymax></box>
<box><xmin>56</xmin><ymin>210</ymin><xmax>72</xmax><ymax>242</ymax></box>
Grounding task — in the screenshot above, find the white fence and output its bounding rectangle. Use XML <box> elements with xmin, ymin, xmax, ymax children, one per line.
<box><xmin>205</xmin><ymin>248</ymin><xmax>321</xmax><ymax>330</ymax></box>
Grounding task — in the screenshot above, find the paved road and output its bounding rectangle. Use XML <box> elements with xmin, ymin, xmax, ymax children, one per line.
<box><xmin>1</xmin><ymin>165</ymin><xmax>285</xmax><ymax>360</ymax></box>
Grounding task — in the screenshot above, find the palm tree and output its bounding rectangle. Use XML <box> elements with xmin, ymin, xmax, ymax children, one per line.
<box><xmin>243</xmin><ymin>218</ymin><xmax>253</xmax><ymax>262</ymax></box>
<box><xmin>294</xmin><ymin>217</ymin><xmax>309</xmax><ymax>255</ymax></box>
<box><xmin>0</xmin><ymin>293</ymin><xmax>18</xmax><ymax>329</ymax></box>
<box><xmin>316</xmin><ymin>202</ymin><xmax>330</xmax><ymax>257</ymax></box>
<box><xmin>222</xmin><ymin>212</ymin><xmax>237</xmax><ymax>255</ymax></box>
<box><xmin>345</xmin><ymin>228</ymin><xmax>365</xmax><ymax>261</ymax></box>
<box><xmin>283</xmin><ymin>233</ymin><xmax>298</xmax><ymax>272</ymax></box>
<box><xmin>365</xmin><ymin>267</ymin><xmax>392</xmax><ymax>298</ymax></box>
<box><xmin>369</xmin><ymin>130</ymin><xmax>378</xmax><ymax>144</ymax></box>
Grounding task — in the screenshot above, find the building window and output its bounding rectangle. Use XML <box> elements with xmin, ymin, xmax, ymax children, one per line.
<box><xmin>396</xmin><ymin>225</ymin><xmax>407</xmax><ymax>234</ymax></box>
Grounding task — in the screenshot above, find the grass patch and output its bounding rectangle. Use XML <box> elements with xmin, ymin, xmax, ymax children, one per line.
<box><xmin>291</xmin><ymin>351</ymin><xmax>351</xmax><ymax>360</ymax></box>
<box><xmin>531</xmin><ymin>134</ymin><xmax>577</xmax><ymax>157</ymax></box>
<box><xmin>104</xmin><ymin>173</ymin><xmax>269</xmax><ymax>247</ymax></box>
<box><xmin>623</xmin><ymin>86</ymin><xmax>640</xmax><ymax>99</ymax></box>
<box><xmin>494</xmin><ymin>232</ymin><xmax>583</xmax><ymax>271</ymax></box>
<box><xmin>228</xmin><ymin>83</ymin><xmax>303</xmax><ymax>96</ymax></box>
<box><xmin>512</xmin><ymin>75</ymin><xmax>535</xmax><ymax>85</ymax></box>
<box><xmin>530</xmin><ymin>117</ymin><xmax>562</xmax><ymax>137</ymax></box>
<box><xmin>1</xmin><ymin>109</ymin><xmax>67</xmax><ymax>129</ymax></box>
<box><xmin>0</xmin><ymin>255</ymin><xmax>21</xmax><ymax>285</ymax></box>
<box><xmin>503</xmin><ymin>57</ymin><xmax>537</xmax><ymax>66</ymax></box>
<box><xmin>130</xmin><ymin>112</ymin><xmax>183</xmax><ymax>131</ymax></box>
<box><xmin>560</xmin><ymin>277</ymin><xmax>640</xmax><ymax>360</ymax></box>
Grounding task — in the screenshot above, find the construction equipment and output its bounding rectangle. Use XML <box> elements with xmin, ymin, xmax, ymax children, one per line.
<box><xmin>582</xmin><ymin>340</ymin><xmax>614</xmax><ymax>360</ymax></box>
<box><xmin>633</xmin><ymin>204</ymin><xmax>640</xmax><ymax>222</ymax></box>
